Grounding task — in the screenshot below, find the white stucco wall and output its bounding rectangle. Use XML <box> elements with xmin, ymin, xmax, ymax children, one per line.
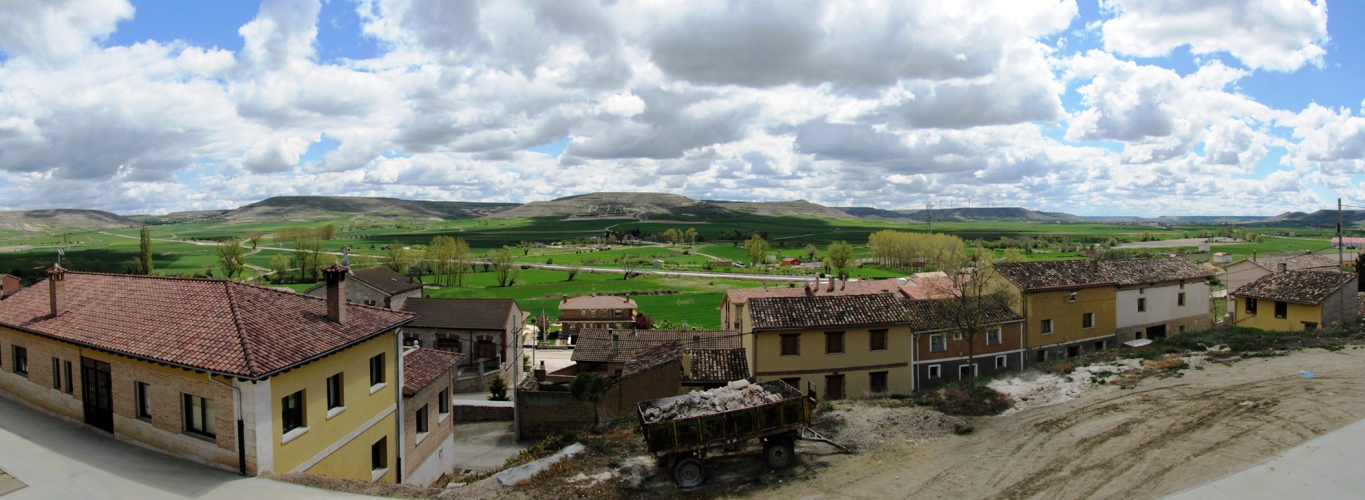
<box><xmin>1115</xmin><ymin>281</ymin><xmax>1210</xmax><ymax>330</ymax></box>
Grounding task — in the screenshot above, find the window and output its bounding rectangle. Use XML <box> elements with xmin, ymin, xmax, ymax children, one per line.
<box><xmin>614</xmin><ymin>309</ymin><xmax>622</xmax><ymax>317</ymax></box>
<box><xmin>52</xmin><ymin>358</ymin><xmax>62</xmax><ymax>389</ymax></box>
<box><xmin>927</xmin><ymin>365</ymin><xmax>941</xmax><ymax>379</ymax></box>
<box><xmin>1178</xmin><ymin>292</ymin><xmax>1186</xmax><ymax>306</ymax></box>
<box><xmin>1067</xmin><ymin>346</ymin><xmax>1080</xmax><ymax>358</ymax></box>
<box><xmin>995</xmin><ymin>355</ymin><xmax>1007</xmax><ymax>369</ymax></box>
<box><xmin>183</xmin><ymin>394</ymin><xmax>216</xmax><ymax>438</ymax></box>
<box><xmin>435</xmin><ymin>338</ymin><xmax>461</xmax><ymax>353</ymax></box>
<box><xmin>1036</xmin><ymin>350</ymin><xmax>1047</xmax><ymax>363</ymax></box>
<box><xmin>824</xmin><ymin>374</ymin><xmax>845</xmax><ymax>400</ymax></box>
<box><xmin>369</xmin><ymin>354</ymin><xmax>386</xmax><ymax>387</ymax></box>
<box><xmin>780</xmin><ymin>377</ymin><xmax>802</xmax><ymax>390</ymax></box>
<box><xmin>1137</xmin><ymin>298</ymin><xmax>1146</xmax><ymax>312</ymax></box>
<box><xmin>780</xmin><ymin>334</ymin><xmax>800</xmax><ymax>356</ymax></box>
<box><xmin>1179</xmin><ymin>325</ymin><xmax>1186</xmax><ymax>333</ymax></box>
<box><xmin>869</xmin><ymin>329</ymin><xmax>888</xmax><ymax>351</ymax></box>
<box><xmin>1040</xmin><ymin>319</ymin><xmax>1054</xmax><ymax>334</ymax></box>
<box><xmin>869</xmin><ymin>372</ymin><xmax>888</xmax><ymax>394</ymax></box>
<box><xmin>1069</xmin><ymin>292</ymin><xmax>1077</xmax><ymax>302</ymax></box>
<box><xmin>952</xmin><ymin>331</ymin><xmax>963</xmax><ymax>341</ymax></box>
<box><xmin>326</xmin><ymin>373</ymin><xmax>344</xmax><ymax>410</ymax></box>
<box><xmin>1082</xmin><ymin>313</ymin><xmax>1094</xmax><ymax>329</ymax></box>
<box><xmin>589</xmin><ymin>309</ymin><xmax>595</xmax><ymax>317</ymax></box>
<box><xmin>282</xmin><ymin>391</ymin><xmax>305</xmax><ymax>434</ymax></box>
<box><xmin>987</xmin><ymin>328</ymin><xmax>1002</xmax><ymax>346</ymax></box>
<box><xmin>438</xmin><ymin>390</ymin><xmax>449</xmax><ymax>416</ymax></box>
<box><xmin>825</xmin><ymin>331</ymin><xmax>845</xmax><ymax>354</ymax></box>
<box><xmin>372</xmin><ymin>437</ymin><xmax>388</xmax><ymax>471</ymax></box>
<box><xmin>1274</xmin><ymin>301</ymin><xmax>1288</xmax><ymax>319</ymax></box>
<box><xmin>930</xmin><ymin>334</ymin><xmax>946</xmax><ymax>353</ymax></box>
<box><xmin>12</xmin><ymin>346</ymin><xmax>26</xmax><ymax>376</ymax></box>
<box><xmin>1094</xmin><ymin>340</ymin><xmax>1106</xmax><ymax>351</ymax></box>
<box><xmin>1245</xmin><ymin>298</ymin><xmax>1258</xmax><ymax>314</ymax></box>
<box><xmin>136</xmin><ymin>382</ymin><xmax>151</xmax><ymax>420</ymax></box>
<box><xmin>1304</xmin><ymin>322</ymin><xmax>1318</xmax><ymax>331</ymax></box>
<box><xmin>959</xmin><ymin>364</ymin><xmax>977</xmax><ymax>379</ymax></box>
<box><xmin>415</xmin><ymin>405</ymin><xmax>429</xmax><ymax>435</ymax></box>
<box><xmin>64</xmin><ymin>361</ymin><xmax>73</xmax><ymax>394</ymax></box>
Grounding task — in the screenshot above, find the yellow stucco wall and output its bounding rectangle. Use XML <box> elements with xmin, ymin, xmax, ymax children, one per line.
<box><xmin>1231</xmin><ymin>297</ymin><xmax>1322</xmax><ymax>332</ymax></box>
<box><xmin>1023</xmin><ymin>287</ymin><xmax>1117</xmax><ymax>348</ymax></box>
<box><xmin>270</xmin><ymin>332</ymin><xmax>399</xmax><ymax>483</ymax></box>
<box><xmin>751</xmin><ymin>324</ymin><xmax>912</xmax><ymax>398</ymax></box>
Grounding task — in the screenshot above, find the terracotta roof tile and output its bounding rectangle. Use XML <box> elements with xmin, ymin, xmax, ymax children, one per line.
<box><xmin>905</xmin><ymin>298</ymin><xmax>1023</xmax><ymax>333</ymax></box>
<box><xmin>560</xmin><ymin>295</ymin><xmax>638</xmax><ymax>309</ymax></box>
<box><xmin>572</xmin><ymin>329</ymin><xmax>740</xmax><ymax>364</ymax></box>
<box><xmin>995</xmin><ymin>260</ymin><xmax>1117</xmax><ymax>293</ymax></box>
<box><xmin>351</xmin><ymin>266</ymin><xmax>424</xmax><ymax>296</ymax></box>
<box><xmin>402</xmin><ymin>298</ymin><xmax>519</xmax><ymax>330</ymax></box>
<box><xmin>1096</xmin><ymin>257</ymin><xmax>1213</xmax><ymax>286</ymax></box>
<box><xmin>1231</xmin><ymin>270</ymin><xmax>1355</xmax><ymax>305</ymax></box>
<box><xmin>0</xmin><ymin>272</ymin><xmax>414</xmax><ymax>379</ymax></box>
<box><xmin>684</xmin><ymin>348</ymin><xmax>749</xmax><ymax>383</ymax></box>
<box><xmin>1250</xmin><ymin>253</ymin><xmax>1339</xmax><ymax>271</ymax></box>
<box><xmin>748</xmin><ymin>293</ymin><xmax>908</xmax><ymax>331</ymax></box>
<box><xmin>721</xmin><ymin>279</ymin><xmax>904</xmax><ymax>306</ymax></box>
<box><xmin>402</xmin><ymin>348</ymin><xmax>465</xmax><ymax>395</ymax></box>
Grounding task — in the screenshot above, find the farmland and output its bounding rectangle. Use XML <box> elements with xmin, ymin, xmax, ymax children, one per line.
<box><xmin>0</xmin><ymin>203</ymin><xmax>1345</xmax><ymax>331</ymax></box>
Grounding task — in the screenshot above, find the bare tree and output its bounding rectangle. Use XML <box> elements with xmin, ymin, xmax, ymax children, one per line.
<box><xmin>918</xmin><ymin>251</ymin><xmax>1019</xmax><ymax>389</ymax></box>
<box><xmin>217</xmin><ymin>238</ymin><xmax>246</xmax><ymax>279</ymax></box>
<box><xmin>566</xmin><ymin>262</ymin><xmax>583</xmax><ymax>282</ymax></box>
<box><xmin>491</xmin><ymin>247</ymin><xmax>520</xmax><ymax>286</ymax></box>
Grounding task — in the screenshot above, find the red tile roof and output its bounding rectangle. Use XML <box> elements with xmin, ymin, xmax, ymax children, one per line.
<box><xmin>0</xmin><ymin>272</ymin><xmax>414</xmax><ymax>379</ymax></box>
<box><xmin>1231</xmin><ymin>270</ymin><xmax>1355</xmax><ymax>305</ymax></box>
<box><xmin>351</xmin><ymin>266</ymin><xmax>424</xmax><ymax>296</ymax></box>
<box><xmin>720</xmin><ymin>279</ymin><xmax>905</xmax><ymax>306</ymax></box>
<box><xmin>402</xmin><ymin>298</ymin><xmax>520</xmax><ymax>331</ymax></box>
<box><xmin>995</xmin><ymin>260</ymin><xmax>1118</xmax><ymax>293</ymax></box>
<box><xmin>748</xmin><ymin>293</ymin><xmax>908</xmax><ymax>331</ymax></box>
<box><xmin>402</xmin><ymin>348</ymin><xmax>464</xmax><ymax>395</ymax></box>
<box><xmin>560</xmin><ymin>295</ymin><xmax>638</xmax><ymax>309</ymax></box>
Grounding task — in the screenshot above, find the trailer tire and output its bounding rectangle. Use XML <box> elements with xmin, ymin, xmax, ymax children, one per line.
<box><xmin>764</xmin><ymin>439</ymin><xmax>795</xmax><ymax>469</ymax></box>
<box><xmin>674</xmin><ymin>457</ymin><xmax>705</xmax><ymax>488</ymax></box>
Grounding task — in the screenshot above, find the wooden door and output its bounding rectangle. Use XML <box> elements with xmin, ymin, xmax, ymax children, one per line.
<box><xmin>81</xmin><ymin>358</ymin><xmax>113</xmax><ymax>434</ymax></box>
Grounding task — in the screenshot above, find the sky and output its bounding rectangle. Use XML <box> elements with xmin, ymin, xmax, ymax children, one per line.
<box><xmin>0</xmin><ymin>0</ymin><xmax>1361</xmax><ymax>216</ymax></box>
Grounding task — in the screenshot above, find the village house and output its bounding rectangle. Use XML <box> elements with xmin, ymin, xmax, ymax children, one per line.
<box><xmin>1098</xmin><ymin>257</ymin><xmax>1214</xmax><ymax>343</ymax></box>
<box><xmin>556</xmin><ymin>328</ymin><xmax>739</xmax><ymax>382</ymax></box>
<box><xmin>718</xmin><ymin>277</ymin><xmax>902</xmax><ymax>330</ymax></box>
<box><xmin>399</xmin><ymin>298</ymin><xmax>523</xmax><ymax>390</ymax></box>
<box><xmin>743</xmin><ymin>293</ymin><xmax>911</xmax><ymax>400</ymax></box>
<box><xmin>400</xmin><ymin>348</ymin><xmax>464</xmax><ymax>487</ymax></box>
<box><xmin>557</xmin><ymin>295</ymin><xmax>637</xmax><ymax>335</ymax></box>
<box><xmin>305</xmin><ymin>265</ymin><xmax>424</xmax><ymax>310</ymax></box>
<box><xmin>1229</xmin><ymin>270</ymin><xmax>1358</xmax><ymax>331</ymax></box>
<box><xmin>0</xmin><ymin>274</ymin><xmax>19</xmax><ymax>299</ymax></box>
<box><xmin>1224</xmin><ymin>253</ymin><xmax>1339</xmax><ymax>294</ymax></box>
<box><xmin>906</xmin><ymin>298</ymin><xmax>1025</xmax><ymax>391</ymax></box>
<box><xmin>779</xmin><ymin>257</ymin><xmax>801</xmax><ymax>266</ymax></box>
<box><xmin>994</xmin><ymin>260</ymin><xmax>1118</xmax><ymax>366</ymax></box>
<box><xmin>618</xmin><ymin>341</ymin><xmax>750</xmax><ymax>390</ymax></box>
<box><xmin>0</xmin><ymin>265</ymin><xmax>455</xmax><ymax>485</ymax></box>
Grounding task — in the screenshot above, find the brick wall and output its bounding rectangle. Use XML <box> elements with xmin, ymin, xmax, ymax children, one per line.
<box><xmin>450</xmin><ymin>404</ymin><xmax>513</xmax><ymax>422</ymax></box>
<box><xmin>403</xmin><ymin>371</ymin><xmax>454</xmax><ymax>483</ymax></box>
<box><xmin>517</xmin><ymin>358</ymin><xmax>682</xmax><ymax>439</ymax></box>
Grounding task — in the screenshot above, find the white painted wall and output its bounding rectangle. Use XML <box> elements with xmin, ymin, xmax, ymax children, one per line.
<box><xmin>405</xmin><ymin>434</ymin><xmax>456</xmax><ymax>487</ymax></box>
<box><xmin>1115</xmin><ymin>281</ymin><xmax>1210</xmax><ymax>329</ymax></box>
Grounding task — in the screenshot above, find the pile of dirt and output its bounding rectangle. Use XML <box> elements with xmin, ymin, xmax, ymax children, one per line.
<box><xmin>814</xmin><ymin>401</ymin><xmax>965</xmax><ymax>451</ymax></box>
<box><xmin>642</xmin><ymin>380</ymin><xmax>782</xmax><ymax>423</ymax></box>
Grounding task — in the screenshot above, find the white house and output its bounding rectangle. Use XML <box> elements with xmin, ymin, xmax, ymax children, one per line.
<box><xmin>1099</xmin><ymin>257</ymin><xmax>1214</xmax><ymax>343</ymax></box>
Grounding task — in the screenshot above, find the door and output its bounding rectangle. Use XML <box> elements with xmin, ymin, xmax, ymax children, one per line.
<box><xmin>824</xmin><ymin>374</ymin><xmax>845</xmax><ymax>400</ymax></box>
<box><xmin>1145</xmin><ymin>324</ymin><xmax>1168</xmax><ymax>341</ymax></box>
<box><xmin>81</xmin><ymin>358</ymin><xmax>114</xmax><ymax>433</ymax></box>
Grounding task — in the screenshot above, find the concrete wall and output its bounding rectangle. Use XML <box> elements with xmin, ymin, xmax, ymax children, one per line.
<box><xmin>1022</xmin><ymin>287</ymin><xmax>1117</xmax><ymax>350</ymax></box>
<box><xmin>1225</xmin><ymin>261</ymin><xmax>1268</xmax><ymax>295</ymax></box>
<box><xmin>751</xmin><ymin>324</ymin><xmax>913</xmax><ymax>399</ymax></box>
<box><xmin>1115</xmin><ymin>281</ymin><xmax>1210</xmax><ymax>330</ymax></box>
<box><xmin>402</xmin><ymin>368</ymin><xmax>455</xmax><ymax>486</ymax></box>
<box><xmin>517</xmin><ymin>358</ymin><xmax>682</xmax><ymax>439</ymax></box>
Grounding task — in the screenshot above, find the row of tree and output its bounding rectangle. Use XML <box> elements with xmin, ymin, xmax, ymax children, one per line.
<box><xmin>867</xmin><ymin>230</ymin><xmax>967</xmax><ymax>270</ymax></box>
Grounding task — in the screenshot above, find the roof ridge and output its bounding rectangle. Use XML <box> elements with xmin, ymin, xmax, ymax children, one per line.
<box><xmin>223</xmin><ymin>280</ymin><xmax>262</xmax><ymax>377</ymax></box>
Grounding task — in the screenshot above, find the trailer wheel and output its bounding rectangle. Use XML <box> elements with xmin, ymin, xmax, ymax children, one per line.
<box><xmin>764</xmin><ymin>439</ymin><xmax>795</xmax><ymax>469</ymax></box>
<box><xmin>673</xmin><ymin>457</ymin><xmax>705</xmax><ymax>488</ymax></box>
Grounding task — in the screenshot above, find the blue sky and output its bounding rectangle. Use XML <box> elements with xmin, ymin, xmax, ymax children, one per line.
<box><xmin>0</xmin><ymin>0</ymin><xmax>1359</xmax><ymax>216</ymax></box>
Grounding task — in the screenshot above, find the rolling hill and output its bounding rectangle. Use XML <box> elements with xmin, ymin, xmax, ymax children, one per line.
<box><xmin>0</xmin><ymin>209</ymin><xmax>140</xmax><ymax>231</ymax></box>
<box><xmin>213</xmin><ymin>196</ymin><xmax>521</xmax><ymax>222</ymax></box>
<box><xmin>840</xmin><ymin>206</ymin><xmax>1081</xmax><ymax>222</ymax></box>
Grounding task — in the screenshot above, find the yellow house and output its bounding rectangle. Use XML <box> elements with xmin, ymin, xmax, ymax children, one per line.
<box><xmin>994</xmin><ymin>260</ymin><xmax>1118</xmax><ymax>366</ymax></box>
<box><xmin>743</xmin><ymin>293</ymin><xmax>911</xmax><ymax>399</ymax></box>
<box><xmin>0</xmin><ymin>265</ymin><xmax>428</xmax><ymax>484</ymax></box>
<box><xmin>1230</xmin><ymin>270</ymin><xmax>1357</xmax><ymax>331</ymax></box>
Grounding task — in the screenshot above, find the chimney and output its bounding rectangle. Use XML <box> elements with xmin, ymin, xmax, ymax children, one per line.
<box><xmin>47</xmin><ymin>265</ymin><xmax>67</xmax><ymax>317</ymax></box>
<box><xmin>1089</xmin><ymin>259</ymin><xmax>1099</xmax><ymax>272</ymax></box>
<box><xmin>692</xmin><ymin>334</ymin><xmax>701</xmax><ymax>348</ymax></box>
<box><xmin>609</xmin><ymin>330</ymin><xmax>618</xmax><ymax>352</ymax></box>
<box><xmin>826</xmin><ymin>277</ymin><xmax>836</xmax><ymax>293</ymax></box>
<box><xmin>323</xmin><ymin>262</ymin><xmax>349</xmax><ymax>324</ymax></box>
<box><xmin>804</xmin><ymin>283</ymin><xmax>814</xmax><ymax>296</ymax></box>
<box><xmin>1276</xmin><ymin>262</ymin><xmax>1287</xmax><ymax>273</ymax></box>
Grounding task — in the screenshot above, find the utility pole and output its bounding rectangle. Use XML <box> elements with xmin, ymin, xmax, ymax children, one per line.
<box><xmin>1340</xmin><ymin>198</ymin><xmax>1346</xmax><ymax>325</ymax></box>
<box><xmin>926</xmin><ymin>202</ymin><xmax>933</xmax><ymax>234</ymax></box>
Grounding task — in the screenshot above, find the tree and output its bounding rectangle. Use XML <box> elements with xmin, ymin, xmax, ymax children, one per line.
<box><xmin>569</xmin><ymin>372</ymin><xmax>612</xmax><ymax>428</ymax></box>
<box><xmin>745</xmin><ymin>234</ymin><xmax>769</xmax><ymax>267</ymax></box>
<box><xmin>383</xmin><ymin>240</ymin><xmax>409</xmax><ymax>274</ymax></box>
<box><xmin>804</xmin><ymin>244</ymin><xmax>818</xmax><ymax>260</ymax></box>
<box><xmin>919</xmin><ymin>254</ymin><xmax>1017</xmax><ymax>389</ymax></box>
<box><xmin>566</xmin><ymin>263</ymin><xmax>583</xmax><ymax>282</ymax></box>
<box><xmin>138</xmin><ymin>227</ymin><xmax>154</xmax><ymax>275</ymax></box>
<box><xmin>634</xmin><ymin>313</ymin><xmax>656</xmax><ymax>330</ymax></box>
<box><xmin>517</xmin><ymin>241</ymin><xmax>532</xmax><ymax>256</ymax></box>
<box><xmin>269</xmin><ymin>254</ymin><xmax>291</xmax><ymax>283</ymax></box>
<box><xmin>618</xmin><ymin>255</ymin><xmax>643</xmax><ymax>280</ymax></box>
<box><xmin>217</xmin><ymin>239</ymin><xmax>246</xmax><ymax>279</ymax></box>
<box><xmin>685</xmin><ymin>227</ymin><xmax>698</xmax><ymax>246</ymax></box>
<box><xmin>245</xmin><ymin>231</ymin><xmax>264</xmax><ymax>250</ymax></box>
<box><xmin>827</xmin><ymin>241</ymin><xmax>855</xmax><ymax>276</ymax></box>
<box><xmin>292</xmin><ymin>236</ymin><xmax>325</xmax><ymax>282</ymax></box>
<box><xmin>451</xmin><ymin>238</ymin><xmax>471</xmax><ymax>286</ymax></box>
<box><xmin>1001</xmin><ymin>248</ymin><xmax>1027</xmax><ymax>263</ymax></box>
<box><xmin>487</xmin><ymin>376</ymin><xmax>509</xmax><ymax>401</ymax></box>
<box><xmin>491</xmin><ymin>247</ymin><xmax>519</xmax><ymax>286</ymax></box>
<box><xmin>318</xmin><ymin>223</ymin><xmax>337</xmax><ymax>240</ymax></box>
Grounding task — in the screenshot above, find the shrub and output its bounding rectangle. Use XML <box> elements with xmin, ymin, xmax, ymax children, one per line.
<box><xmin>487</xmin><ymin>376</ymin><xmax>509</xmax><ymax>401</ymax></box>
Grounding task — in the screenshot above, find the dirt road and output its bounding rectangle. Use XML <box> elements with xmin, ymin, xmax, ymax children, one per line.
<box><xmin>761</xmin><ymin>347</ymin><xmax>1365</xmax><ymax>499</ymax></box>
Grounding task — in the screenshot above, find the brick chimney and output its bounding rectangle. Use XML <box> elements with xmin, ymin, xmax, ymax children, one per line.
<box><xmin>47</xmin><ymin>265</ymin><xmax>67</xmax><ymax>317</ymax></box>
<box><xmin>1089</xmin><ymin>259</ymin><xmax>1099</xmax><ymax>272</ymax></box>
<box><xmin>1276</xmin><ymin>262</ymin><xmax>1287</xmax><ymax>273</ymax></box>
<box><xmin>322</xmin><ymin>262</ymin><xmax>349</xmax><ymax>325</ymax></box>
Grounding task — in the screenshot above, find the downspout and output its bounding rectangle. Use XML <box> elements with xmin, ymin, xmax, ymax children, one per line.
<box><xmin>395</xmin><ymin>328</ymin><xmax>404</xmax><ymax>484</ymax></box>
<box><xmin>208</xmin><ymin>374</ymin><xmax>246</xmax><ymax>476</ymax></box>
<box><xmin>911</xmin><ymin>331</ymin><xmax>919</xmax><ymax>392</ymax></box>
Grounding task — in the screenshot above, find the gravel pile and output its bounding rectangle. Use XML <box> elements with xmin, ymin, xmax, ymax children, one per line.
<box><xmin>816</xmin><ymin>403</ymin><xmax>964</xmax><ymax>451</ymax></box>
<box><xmin>642</xmin><ymin>380</ymin><xmax>783</xmax><ymax>423</ymax></box>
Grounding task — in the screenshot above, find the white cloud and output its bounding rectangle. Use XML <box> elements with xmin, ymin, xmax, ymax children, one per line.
<box><xmin>1099</xmin><ymin>0</ymin><xmax>1328</xmax><ymax>72</ymax></box>
<box><xmin>0</xmin><ymin>0</ymin><xmax>132</xmax><ymax>62</ymax></box>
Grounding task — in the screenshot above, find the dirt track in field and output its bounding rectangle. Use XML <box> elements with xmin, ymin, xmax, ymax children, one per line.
<box><xmin>758</xmin><ymin>348</ymin><xmax>1365</xmax><ymax>500</ymax></box>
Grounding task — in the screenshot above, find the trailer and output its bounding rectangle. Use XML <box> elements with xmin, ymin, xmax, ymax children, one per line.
<box><xmin>636</xmin><ymin>380</ymin><xmax>846</xmax><ymax>487</ymax></box>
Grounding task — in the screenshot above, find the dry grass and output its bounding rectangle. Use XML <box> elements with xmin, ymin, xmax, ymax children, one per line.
<box><xmin>265</xmin><ymin>472</ymin><xmax>445</xmax><ymax>499</ymax></box>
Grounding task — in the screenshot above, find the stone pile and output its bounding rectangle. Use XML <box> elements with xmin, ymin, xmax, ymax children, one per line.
<box><xmin>642</xmin><ymin>380</ymin><xmax>784</xmax><ymax>423</ymax></box>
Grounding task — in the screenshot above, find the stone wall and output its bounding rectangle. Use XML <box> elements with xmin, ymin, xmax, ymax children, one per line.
<box><xmin>450</xmin><ymin>404</ymin><xmax>514</xmax><ymax>422</ymax></box>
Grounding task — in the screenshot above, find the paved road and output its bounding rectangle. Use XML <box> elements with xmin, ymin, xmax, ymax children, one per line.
<box><xmin>1167</xmin><ymin>416</ymin><xmax>1365</xmax><ymax>498</ymax></box>
<box><xmin>447</xmin><ymin>422</ymin><xmax>527</xmax><ymax>473</ymax></box>
<box><xmin>0</xmin><ymin>395</ymin><xmax>371</xmax><ymax>499</ymax></box>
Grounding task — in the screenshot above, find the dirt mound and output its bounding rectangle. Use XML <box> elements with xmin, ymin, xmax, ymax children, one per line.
<box><xmin>814</xmin><ymin>401</ymin><xmax>964</xmax><ymax>451</ymax></box>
